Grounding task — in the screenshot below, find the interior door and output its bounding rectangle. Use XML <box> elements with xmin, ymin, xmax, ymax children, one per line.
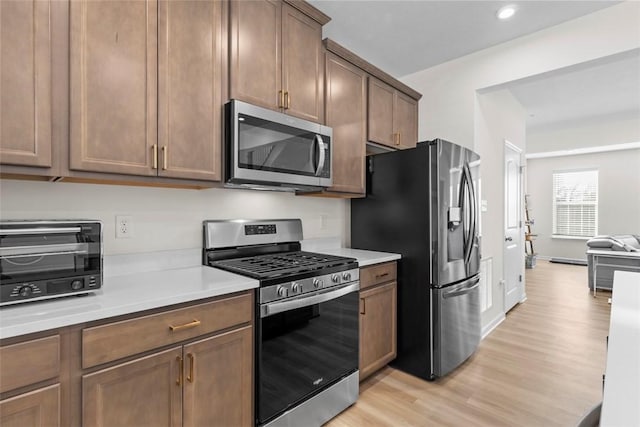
<box><xmin>504</xmin><ymin>141</ymin><xmax>524</xmax><ymax>313</ymax></box>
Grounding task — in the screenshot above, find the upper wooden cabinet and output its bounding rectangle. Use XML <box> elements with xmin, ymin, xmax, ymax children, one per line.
<box><xmin>157</xmin><ymin>0</ymin><xmax>225</xmax><ymax>181</ymax></box>
<box><xmin>69</xmin><ymin>0</ymin><xmax>224</xmax><ymax>181</ymax></box>
<box><xmin>0</xmin><ymin>0</ymin><xmax>52</xmax><ymax>168</ymax></box>
<box><xmin>229</xmin><ymin>0</ymin><xmax>328</xmax><ymax>123</ymax></box>
<box><xmin>324</xmin><ymin>51</ymin><xmax>367</xmax><ymax>195</ymax></box>
<box><xmin>368</xmin><ymin>77</ymin><xmax>418</xmax><ymax>150</ymax></box>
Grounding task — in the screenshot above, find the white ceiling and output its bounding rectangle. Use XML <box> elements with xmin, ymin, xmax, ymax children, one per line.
<box><xmin>507</xmin><ymin>51</ymin><xmax>640</xmax><ymax>130</ymax></box>
<box><xmin>308</xmin><ymin>0</ymin><xmax>637</xmax><ymax>131</ymax></box>
<box><xmin>308</xmin><ymin>0</ymin><xmax>622</xmax><ymax>77</ymax></box>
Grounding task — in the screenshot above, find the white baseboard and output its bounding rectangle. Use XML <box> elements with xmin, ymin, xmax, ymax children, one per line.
<box><xmin>481</xmin><ymin>313</ymin><xmax>505</xmax><ymax>339</ymax></box>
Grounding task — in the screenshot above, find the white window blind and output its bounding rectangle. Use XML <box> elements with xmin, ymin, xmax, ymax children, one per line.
<box><xmin>552</xmin><ymin>169</ymin><xmax>598</xmax><ymax>238</ymax></box>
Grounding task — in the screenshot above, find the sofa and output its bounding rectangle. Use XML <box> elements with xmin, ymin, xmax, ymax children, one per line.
<box><xmin>586</xmin><ymin>235</ymin><xmax>640</xmax><ymax>291</ymax></box>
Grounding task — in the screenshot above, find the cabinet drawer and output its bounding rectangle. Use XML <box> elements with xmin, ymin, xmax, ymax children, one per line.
<box><xmin>82</xmin><ymin>292</ymin><xmax>253</xmax><ymax>368</ymax></box>
<box><xmin>360</xmin><ymin>262</ymin><xmax>397</xmax><ymax>290</ymax></box>
<box><xmin>0</xmin><ymin>335</ymin><xmax>60</xmax><ymax>393</ymax></box>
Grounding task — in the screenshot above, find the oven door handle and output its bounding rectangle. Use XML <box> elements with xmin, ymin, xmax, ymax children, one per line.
<box><xmin>260</xmin><ymin>282</ymin><xmax>360</xmax><ymax>318</ymax></box>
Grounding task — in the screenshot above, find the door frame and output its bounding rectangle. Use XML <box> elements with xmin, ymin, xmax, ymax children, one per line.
<box><xmin>503</xmin><ymin>140</ymin><xmax>526</xmax><ymax>313</ymax></box>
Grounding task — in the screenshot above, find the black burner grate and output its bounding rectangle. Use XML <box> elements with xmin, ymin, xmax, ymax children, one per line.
<box><xmin>211</xmin><ymin>251</ymin><xmax>354</xmax><ymax>279</ymax></box>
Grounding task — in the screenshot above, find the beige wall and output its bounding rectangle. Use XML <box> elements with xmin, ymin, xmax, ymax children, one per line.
<box><xmin>526</xmin><ymin>149</ymin><xmax>640</xmax><ymax>261</ymax></box>
<box><xmin>475</xmin><ymin>89</ymin><xmax>527</xmax><ymax>324</ymax></box>
<box><xmin>0</xmin><ymin>180</ymin><xmax>349</xmax><ymax>255</ymax></box>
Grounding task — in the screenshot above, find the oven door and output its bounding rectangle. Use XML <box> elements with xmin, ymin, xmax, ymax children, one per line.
<box><xmin>257</xmin><ymin>282</ymin><xmax>359</xmax><ymax>426</ymax></box>
<box><xmin>0</xmin><ymin>223</ymin><xmax>102</xmax><ymax>284</ymax></box>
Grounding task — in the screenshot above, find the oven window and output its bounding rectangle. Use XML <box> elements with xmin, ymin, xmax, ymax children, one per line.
<box><xmin>238</xmin><ymin>114</ymin><xmax>322</xmax><ymax>176</ymax></box>
<box><xmin>257</xmin><ymin>290</ymin><xmax>359</xmax><ymax>425</ymax></box>
<box><xmin>0</xmin><ymin>228</ymin><xmax>100</xmax><ymax>282</ymax></box>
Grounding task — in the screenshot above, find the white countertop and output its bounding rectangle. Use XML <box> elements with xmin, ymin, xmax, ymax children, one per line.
<box><xmin>600</xmin><ymin>271</ymin><xmax>640</xmax><ymax>427</ymax></box>
<box><xmin>315</xmin><ymin>248</ymin><xmax>401</xmax><ymax>267</ymax></box>
<box><xmin>0</xmin><ymin>246</ymin><xmax>399</xmax><ymax>340</ymax></box>
<box><xmin>0</xmin><ymin>266</ymin><xmax>258</xmax><ymax>340</ymax></box>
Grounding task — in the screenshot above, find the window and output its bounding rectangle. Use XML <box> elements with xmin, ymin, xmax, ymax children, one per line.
<box><xmin>552</xmin><ymin>169</ymin><xmax>598</xmax><ymax>238</ymax></box>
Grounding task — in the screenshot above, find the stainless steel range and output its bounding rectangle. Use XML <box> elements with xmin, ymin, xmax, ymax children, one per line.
<box><xmin>203</xmin><ymin>219</ymin><xmax>359</xmax><ymax>427</ymax></box>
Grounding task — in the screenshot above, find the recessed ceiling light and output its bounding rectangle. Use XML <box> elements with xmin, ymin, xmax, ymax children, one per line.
<box><xmin>497</xmin><ymin>5</ymin><xmax>517</xmax><ymax>20</ymax></box>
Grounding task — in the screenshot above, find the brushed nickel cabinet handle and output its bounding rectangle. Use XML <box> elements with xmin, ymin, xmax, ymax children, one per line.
<box><xmin>375</xmin><ymin>272</ymin><xmax>389</xmax><ymax>279</ymax></box>
<box><xmin>169</xmin><ymin>319</ymin><xmax>201</xmax><ymax>332</ymax></box>
<box><xmin>360</xmin><ymin>298</ymin><xmax>366</xmax><ymax>315</ymax></box>
<box><xmin>176</xmin><ymin>356</ymin><xmax>183</xmax><ymax>386</ymax></box>
<box><xmin>187</xmin><ymin>353</ymin><xmax>194</xmax><ymax>383</ymax></box>
<box><xmin>398</xmin><ymin>131</ymin><xmax>402</xmax><ymax>146</ymax></box>
<box><xmin>284</xmin><ymin>91</ymin><xmax>290</xmax><ymax>109</ymax></box>
<box><xmin>162</xmin><ymin>146</ymin><xmax>168</xmax><ymax>170</ymax></box>
<box><xmin>278</xmin><ymin>90</ymin><xmax>284</xmax><ymax>108</ymax></box>
<box><xmin>152</xmin><ymin>144</ymin><xmax>158</xmax><ymax>169</ymax></box>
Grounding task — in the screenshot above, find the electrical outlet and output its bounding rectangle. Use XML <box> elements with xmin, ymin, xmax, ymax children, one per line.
<box><xmin>320</xmin><ymin>214</ymin><xmax>329</xmax><ymax>230</ymax></box>
<box><xmin>115</xmin><ymin>215</ymin><xmax>133</xmax><ymax>239</ymax></box>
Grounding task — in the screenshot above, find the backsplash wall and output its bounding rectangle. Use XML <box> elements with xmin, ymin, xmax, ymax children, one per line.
<box><xmin>0</xmin><ymin>180</ymin><xmax>349</xmax><ymax>255</ymax></box>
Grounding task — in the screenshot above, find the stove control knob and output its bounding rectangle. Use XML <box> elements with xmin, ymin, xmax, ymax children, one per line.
<box><xmin>18</xmin><ymin>286</ymin><xmax>32</xmax><ymax>298</ymax></box>
<box><xmin>342</xmin><ymin>272</ymin><xmax>352</xmax><ymax>281</ymax></box>
<box><xmin>331</xmin><ymin>274</ymin><xmax>340</xmax><ymax>283</ymax></box>
<box><xmin>313</xmin><ymin>278</ymin><xmax>323</xmax><ymax>289</ymax></box>
<box><xmin>277</xmin><ymin>286</ymin><xmax>288</xmax><ymax>298</ymax></box>
<box><xmin>291</xmin><ymin>283</ymin><xmax>301</xmax><ymax>293</ymax></box>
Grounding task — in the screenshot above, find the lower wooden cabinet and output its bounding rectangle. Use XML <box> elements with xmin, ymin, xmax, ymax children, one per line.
<box><xmin>183</xmin><ymin>326</ymin><xmax>252</xmax><ymax>427</ymax></box>
<box><xmin>0</xmin><ymin>385</ymin><xmax>60</xmax><ymax>427</ymax></box>
<box><xmin>82</xmin><ymin>319</ymin><xmax>253</xmax><ymax>427</ymax></box>
<box><xmin>83</xmin><ymin>347</ymin><xmax>183</xmax><ymax>427</ymax></box>
<box><xmin>359</xmin><ymin>263</ymin><xmax>397</xmax><ymax>382</ymax></box>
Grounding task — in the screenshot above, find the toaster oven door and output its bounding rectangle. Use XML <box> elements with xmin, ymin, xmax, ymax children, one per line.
<box><xmin>0</xmin><ymin>223</ymin><xmax>101</xmax><ymax>283</ymax></box>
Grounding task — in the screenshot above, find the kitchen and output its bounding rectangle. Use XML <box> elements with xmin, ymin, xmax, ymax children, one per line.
<box><xmin>1</xmin><ymin>1</ymin><xmax>639</xmax><ymax>426</ymax></box>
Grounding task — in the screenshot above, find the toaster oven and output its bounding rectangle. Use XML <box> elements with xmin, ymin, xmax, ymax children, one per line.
<box><xmin>0</xmin><ymin>220</ymin><xmax>102</xmax><ymax>306</ymax></box>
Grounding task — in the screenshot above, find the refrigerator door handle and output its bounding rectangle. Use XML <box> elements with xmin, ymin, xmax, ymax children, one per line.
<box><xmin>463</xmin><ymin>163</ymin><xmax>477</xmax><ymax>266</ymax></box>
<box><xmin>443</xmin><ymin>277</ymin><xmax>480</xmax><ymax>299</ymax></box>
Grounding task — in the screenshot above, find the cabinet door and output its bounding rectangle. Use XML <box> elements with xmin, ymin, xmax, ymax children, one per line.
<box><xmin>0</xmin><ymin>385</ymin><xmax>60</xmax><ymax>427</ymax></box>
<box><xmin>360</xmin><ymin>281</ymin><xmax>397</xmax><ymax>381</ymax></box>
<box><xmin>325</xmin><ymin>53</ymin><xmax>366</xmax><ymax>194</ymax></box>
<box><xmin>183</xmin><ymin>326</ymin><xmax>252</xmax><ymax>427</ymax></box>
<box><xmin>229</xmin><ymin>0</ymin><xmax>281</xmax><ymax>111</ymax></box>
<box><xmin>69</xmin><ymin>0</ymin><xmax>157</xmax><ymax>176</ymax></box>
<box><xmin>394</xmin><ymin>91</ymin><xmax>418</xmax><ymax>149</ymax></box>
<box><xmin>282</xmin><ymin>3</ymin><xmax>324</xmax><ymax>123</ymax></box>
<box><xmin>83</xmin><ymin>347</ymin><xmax>182</xmax><ymax>427</ymax></box>
<box><xmin>367</xmin><ymin>77</ymin><xmax>395</xmax><ymax>148</ymax></box>
<box><xmin>0</xmin><ymin>0</ymin><xmax>52</xmax><ymax>168</ymax></box>
<box><xmin>158</xmin><ymin>0</ymin><xmax>224</xmax><ymax>181</ymax></box>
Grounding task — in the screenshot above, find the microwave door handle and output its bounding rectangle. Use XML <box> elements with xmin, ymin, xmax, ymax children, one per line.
<box><xmin>314</xmin><ymin>135</ymin><xmax>326</xmax><ymax>177</ymax></box>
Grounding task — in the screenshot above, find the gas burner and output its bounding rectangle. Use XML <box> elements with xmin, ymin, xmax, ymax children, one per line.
<box><xmin>210</xmin><ymin>251</ymin><xmax>355</xmax><ymax>280</ymax></box>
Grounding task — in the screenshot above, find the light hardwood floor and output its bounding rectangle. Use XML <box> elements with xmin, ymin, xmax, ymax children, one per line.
<box><xmin>328</xmin><ymin>260</ymin><xmax>611</xmax><ymax>426</ymax></box>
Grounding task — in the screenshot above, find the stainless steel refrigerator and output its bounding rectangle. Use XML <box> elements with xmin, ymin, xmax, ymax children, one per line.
<box><xmin>351</xmin><ymin>139</ymin><xmax>481</xmax><ymax>380</ymax></box>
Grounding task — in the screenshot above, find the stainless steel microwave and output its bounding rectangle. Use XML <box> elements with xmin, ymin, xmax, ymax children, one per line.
<box><xmin>225</xmin><ymin>100</ymin><xmax>332</xmax><ymax>192</ymax></box>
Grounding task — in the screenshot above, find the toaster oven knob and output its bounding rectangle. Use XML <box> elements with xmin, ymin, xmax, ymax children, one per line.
<box><xmin>277</xmin><ymin>286</ymin><xmax>288</xmax><ymax>298</ymax></box>
<box><xmin>331</xmin><ymin>274</ymin><xmax>340</xmax><ymax>283</ymax></box>
<box><xmin>342</xmin><ymin>272</ymin><xmax>352</xmax><ymax>281</ymax></box>
<box><xmin>291</xmin><ymin>283</ymin><xmax>301</xmax><ymax>293</ymax></box>
<box><xmin>71</xmin><ymin>280</ymin><xmax>84</xmax><ymax>290</ymax></box>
